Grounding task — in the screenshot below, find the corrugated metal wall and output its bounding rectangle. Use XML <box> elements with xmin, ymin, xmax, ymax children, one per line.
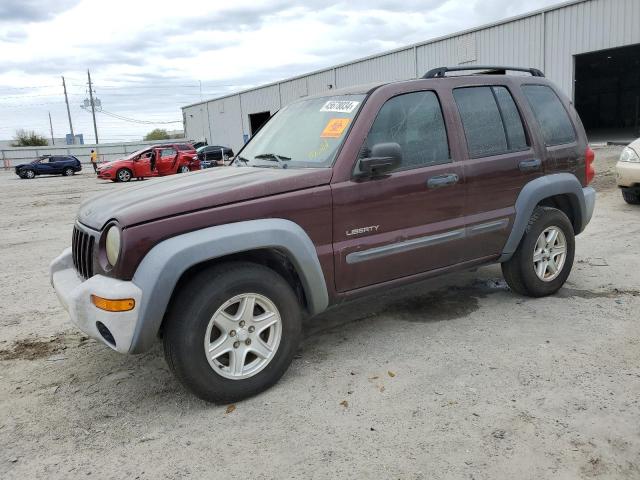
<box><xmin>183</xmin><ymin>0</ymin><xmax>640</xmax><ymax>151</ymax></box>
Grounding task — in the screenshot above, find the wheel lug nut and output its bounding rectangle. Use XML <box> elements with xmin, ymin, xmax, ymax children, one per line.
<box><xmin>230</xmin><ymin>330</ymin><xmax>236</xmax><ymax>337</ymax></box>
<box><xmin>239</xmin><ymin>321</ymin><xmax>245</xmax><ymax>327</ymax></box>
<box><xmin>248</xmin><ymin>326</ymin><xmax>255</xmax><ymax>333</ymax></box>
<box><xmin>245</xmin><ymin>339</ymin><xmax>251</xmax><ymax>345</ymax></box>
<box><xmin>233</xmin><ymin>341</ymin><xmax>240</xmax><ymax>348</ymax></box>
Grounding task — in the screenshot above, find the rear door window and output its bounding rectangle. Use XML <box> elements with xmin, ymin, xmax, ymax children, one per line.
<box><xmin>365</xmin><ymin>90</ymin><xmax>450</xmax><ymax>171</ymax></box>
<box><xmin>453</xmin><ymin>86</ymin><xmax>529</xmax><ymax>158</ymax></box>
<box><xmin>522</xmin><ymin>85</ymin><xmax>576</xmax><ymax>146</ymax></box>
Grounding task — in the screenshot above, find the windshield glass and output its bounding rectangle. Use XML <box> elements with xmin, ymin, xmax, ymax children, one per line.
<box><xmin>123</xmin><ymin>148</ymin><xmax>148</xmax><ymax>160</ymax></box>
<box><xmin>237</xmin><ymin>94</ymin><xmax>365</xmax><ymax>168</ymax></box>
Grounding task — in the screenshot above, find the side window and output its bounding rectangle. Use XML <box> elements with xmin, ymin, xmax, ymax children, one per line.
<box><xmin>453</xmin><ymin>86</ymin><xmax>529</xmax><ymax>158</ymax></box>
<box><xmin>161</xmin><ymin>148</ymin><xmax>176</xmax><ymax>157</ymax></box>
<box><xmin>522</xmin><ymin>85</ymin><xmax>576</xmax><ymax>146</ymax></box>
<box><xmin>364</xmin><ymin>91</ymin><xmax>450</xmax><ymax>171</ymax></box>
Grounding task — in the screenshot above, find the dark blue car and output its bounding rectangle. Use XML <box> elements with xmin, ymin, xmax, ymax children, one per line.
<box><xmin>15</xmin><ymin>155</ymin><xmax>82</xmax><ymax>179</ymax></box>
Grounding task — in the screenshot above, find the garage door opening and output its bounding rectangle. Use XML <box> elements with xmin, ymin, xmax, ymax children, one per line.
<box><xmin>574</xmin><ymin>43</ymin><xmax>640</xmax><ymax>143</ymax></box>
<box><xmin>249</xmin><ymin>111</ymin><xmax>271</xmax><ymax>136</ymax></box>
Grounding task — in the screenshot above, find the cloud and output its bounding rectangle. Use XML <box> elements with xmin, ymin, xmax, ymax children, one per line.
<box><xmin>0</xmin><ymin>0</ymin><xmax>80</xmax><ymax>23</ymax></box>
<box><xmin>0</xmin><ymin>28</ymin><xmax>27</xmax><ymax>42</ymax></box>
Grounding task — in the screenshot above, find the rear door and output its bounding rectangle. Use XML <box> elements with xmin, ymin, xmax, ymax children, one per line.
<box><xmin>156</xmin><ymin>147</ymin><xmax>178</xmax><ymax>175</ymax></box>
<box><xmin>452</xmin><ymin>84</ymin><xmax>542</xmax><ymax>261</ymax></box>
<box><xmin>332</xmin><ymin>89</ymin><xmax>465</xmax><ymax>292</ymax></box>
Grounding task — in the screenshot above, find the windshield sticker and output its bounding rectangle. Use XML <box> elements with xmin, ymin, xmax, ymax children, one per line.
<box><xmin>320</xmin><ymin>118</ymin><xmax>350</xmax><ymax>138</ymax></box>
<box><xmin>320</xmin><ymin>100</ymin><xmax>360</xmax><ymax>113</ymax></box>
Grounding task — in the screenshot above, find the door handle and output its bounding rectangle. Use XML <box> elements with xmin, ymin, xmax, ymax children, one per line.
<box><xmin>427</xmin><ymin>173</ymin><xmax>459</xmax><ymax>189</ymax></box>
<box><xmin>519</xmin><ymin>158</ymin><xmax>541</xmax><ymax>172</ymax></box>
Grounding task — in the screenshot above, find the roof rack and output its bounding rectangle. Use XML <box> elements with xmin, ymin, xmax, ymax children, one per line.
<box><xmin>423</xmin><ymin>65</ymin><xmax>545</xmax><ymax>79</ymax></box>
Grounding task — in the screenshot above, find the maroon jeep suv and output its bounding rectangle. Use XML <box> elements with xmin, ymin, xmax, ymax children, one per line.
<box><xmin>51</xmin><ymin>66</ymin><xmax>596</xmax><ymax>403</ymax></box>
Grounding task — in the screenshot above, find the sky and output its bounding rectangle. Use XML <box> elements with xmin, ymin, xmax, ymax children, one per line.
<box><xmin>0</xmin><ymin>0</ymin><xmax>562</xmax><ymax>143</ymax></box>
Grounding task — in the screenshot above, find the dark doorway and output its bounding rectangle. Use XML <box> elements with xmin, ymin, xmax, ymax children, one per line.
<box><xmin>574</xmin><ymin>43</ymin><xmax>640</xmax><ymax>141</ymax></box>
<box><xmin>249</xmin><ymin>111</ymin><xmax>271</xmax><ymax>136</ymax></box>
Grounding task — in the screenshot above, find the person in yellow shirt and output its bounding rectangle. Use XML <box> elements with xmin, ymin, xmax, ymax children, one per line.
<box><xmin>90</xmin><ymin>149</ymin><xmax>98</xmax><ymax>173</ymax></box>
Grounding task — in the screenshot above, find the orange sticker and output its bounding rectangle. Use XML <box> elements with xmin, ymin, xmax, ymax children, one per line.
<box><xmin>320</xmin><ymin>118</ymin><xmax>350</xmax><ymax>138</ymax></box>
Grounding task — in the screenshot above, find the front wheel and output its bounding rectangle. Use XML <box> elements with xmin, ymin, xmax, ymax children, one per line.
<box><xmin>63</xmin><ymin>167</ymin><xmax>74</xmax><ymax>176</ymax></box>
<box><xmin>116</xmin><ymin>168</ymin><xmax>132</xmax><ymax>182</ymax></box>
<box><xmin>502</xmin><ymin>207</ymin><xmax>575</xmax><ymax>297</ymax></box>
<box><xmin>178</xmin><ymin>165</ymin><xmax>190</xmax><ymax>173</ymax></box>
<box><xmin>163</xmin><ymin>262</ymin><xmax>302</xmax><ymax>403</ymax></box>
<box><xmin>22</xmin><ymin>169</ymin><xmax>36</xmax><ymax>179</ymax></box>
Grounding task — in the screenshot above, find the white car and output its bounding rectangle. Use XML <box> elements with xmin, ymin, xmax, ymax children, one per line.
<box><xmin>616</xmin><ymin>138</ymin><xmax>640</xmax><ymax>204</ymax></box>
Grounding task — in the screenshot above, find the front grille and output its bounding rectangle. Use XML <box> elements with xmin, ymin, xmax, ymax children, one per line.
<box><xmin>72</xmin><ymin>225</ymin><xmax>95</xmax><ymax>279</ymax></box>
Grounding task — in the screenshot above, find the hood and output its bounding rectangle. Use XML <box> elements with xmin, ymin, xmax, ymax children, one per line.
<box><xmin>78</xmin><ymin>166</ymin><xmax>332</xmax><ymax>230</ymax></box>
<box><xmin>98</xmin><ymin>159</ymin><xmax>126</xmax><ymax>170</ymax></box>
<box><xmin>628</xmin><ymin>138</ymin><xmax>640</xmax><ymax>155</ymax></box>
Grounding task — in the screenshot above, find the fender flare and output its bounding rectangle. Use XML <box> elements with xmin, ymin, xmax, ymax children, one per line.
<box><xmin>128</xmin><ymin>218</ymin><xmax>329</xmax><ymax>353</ymax></box>
<box><xmin>499</xmin><ymin>173</ymin><xmax>594</xmax><ymax>262</ymax></box>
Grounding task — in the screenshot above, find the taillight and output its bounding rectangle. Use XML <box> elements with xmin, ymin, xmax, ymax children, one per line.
<box><xmin>585</xmin><ymin>147</ymin><xmax>595</xmax><ymax>185</ymax></box>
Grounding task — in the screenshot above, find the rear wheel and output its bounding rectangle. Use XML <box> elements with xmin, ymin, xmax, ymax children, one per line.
<box><xmin>116</xmin><ymin>168</ymin><xmax>132</xmax><ymax>182</ymax></box>
<box><xmin>621</xmin><ymin>188</ymin><xmax>640</xmax><ymax>205</ymax></box>
<box><xmin>163</xmin><ymin>262</ymin><xmax>302</xmax><ymax>403</ymax></box>
<box><xmin>502</xmin><ymin>207</ymin><xmax>575</xmax><ymax>297</ymax></box>
<box><xmin>63</xmin><ymin>167</ymin><xmax>74</xmax><ymax>176</ymax></box>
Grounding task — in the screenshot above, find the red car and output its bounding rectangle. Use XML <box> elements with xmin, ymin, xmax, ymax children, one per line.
<box><xmin>97</xmin><ymin>143</ymin><xmax>199</xmax><ymax>182</ymax></box>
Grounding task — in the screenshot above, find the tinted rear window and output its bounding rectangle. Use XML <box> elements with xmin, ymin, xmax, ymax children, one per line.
<box><xmin>176</xmin><ymin>144</ymin><xmax>193</xmax><ymax>151</ymax></box>
<box><xmin>453</xmin><ymin>86</ymin><xmax>528</xmax><ymax>158</ymax></box>
<box><xmin>522</xmin><ymin>85</ymin><xmax>576</xmax><ymax>146</ymax></box>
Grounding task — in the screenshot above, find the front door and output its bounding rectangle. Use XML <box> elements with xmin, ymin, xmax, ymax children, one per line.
<box><xmin>133</xmin><ymin>151</ymin><xmax>153</xmax><ymax>177</ymax></box>
<box><xmin>332</xmin><ymin>90</ymin><xmax>465</xmax><ymax>292</ymax></box>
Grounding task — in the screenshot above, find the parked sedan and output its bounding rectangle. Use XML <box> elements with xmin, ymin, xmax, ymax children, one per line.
<box><xmin>616</xmin><ymin>137</ymin><xmax>640</xmax><ymax>204</ymax></box>
<box><xmin>15</xmin><ymin>155</ymin><xmax>82</xmax><ymax>179</ymax></box>
<box><xmin>197</xmin><ymin>145</ymin><xmax>234</xmax><ymax>168</ymax></box>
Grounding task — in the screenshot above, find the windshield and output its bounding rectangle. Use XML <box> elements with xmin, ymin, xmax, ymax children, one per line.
<box><xmin>237</xmin><ymin>94</ymin><xmax>365</xmax><ymax>168</ymax></box>
<box><xmin>123</xmin><ymin>148</ymin><xmax>148</xmax><ymax>160</ymax></box>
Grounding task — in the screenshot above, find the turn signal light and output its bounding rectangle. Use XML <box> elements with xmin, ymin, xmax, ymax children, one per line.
<box><xmin>91</xmin><ymin>295</ymin><xmax>135</xmax><ymax>312</ymax></box>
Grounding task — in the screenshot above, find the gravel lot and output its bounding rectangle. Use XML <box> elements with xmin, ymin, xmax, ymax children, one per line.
<box><xmin>1</xmin><ymin>147</ymin><xmax>639</xmax><ymax>479</ymax></box>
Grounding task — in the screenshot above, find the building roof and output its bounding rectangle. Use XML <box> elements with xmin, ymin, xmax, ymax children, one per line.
<box><xmin>182</xmin><ymin>0</ymin><xmax>589</xmax><ymax>110</ymax></box>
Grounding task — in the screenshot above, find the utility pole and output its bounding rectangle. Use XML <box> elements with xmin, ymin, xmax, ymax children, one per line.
<box><xmin>48</xmin><ymin>112</ymin><xmax>54</xmax><ymax>145</ymax></box>
<box><xmin>87</xmin><ymin>69</ymin><xmax>99</xmax><ymax>144</ymax></box>
<box><xmin>62</xmin><ymin>76</ymin><xmax>75</xmax><ymax>144</ymax></box>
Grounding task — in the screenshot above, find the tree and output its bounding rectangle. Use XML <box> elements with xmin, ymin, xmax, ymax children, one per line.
<box><xmin>144</xmin><ymin>128</ymin><xmax>170</xmax><ymax>141</ymax></box>
<box><xmin>12</xmin><ymin>129</ymin><xmax>48</xmax><ymax>147</ymax></box>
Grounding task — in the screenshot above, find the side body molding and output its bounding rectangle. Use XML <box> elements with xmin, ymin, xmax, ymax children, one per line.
<box><xmin>499</xmin><ymin>173</ymin><xmax>595</xmax><ymax>262</ymax></box>
<box><xmin>129</xmin><ymin>219</ymin><xmax>329</xmax><ymax>353</ymax></box>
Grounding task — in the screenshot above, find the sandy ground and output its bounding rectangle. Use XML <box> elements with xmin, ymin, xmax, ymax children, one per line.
<box><xmin>1</xmin><ymin>148</ymin><xmax>639</xmax><ymax>479</ymax></box>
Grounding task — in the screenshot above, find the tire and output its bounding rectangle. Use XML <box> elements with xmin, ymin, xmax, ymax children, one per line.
<box><xmin>178</xmin><ymin>165</ymin><xmax>190</xmax><ymax>174</ymax></box>
<box><xmin>622</xmin><ymin>189</ymin><xmax>640</xmax><ymax>205</ymax></box>
<box><xmin>63</xmin><ymin>167</ymin><xmax>74</xmax><ymax>176</ymax></box>
<box><xmin>23</xmin><ymin>169</ymin><xmax>35</xmax><ymax>179</ymax></box>
<box><xmin>501</xmin><ymin>206</ymin><xmax>575</xmax><ymax>297</ymax></box>
<box><xmin>116</xmin><ymin>168</ymin><xmax>132</xmax><ymax>182</ymax></box>
<box><xmin>163</xmin><ymin>262</ymin><xmax>302</xmax><ymax>403</ymax></box>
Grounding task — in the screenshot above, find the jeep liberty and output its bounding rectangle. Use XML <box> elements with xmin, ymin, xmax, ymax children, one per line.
<box><xmin>51</xmin><ymin>66</ymin><xmax>596</xmax><ymax>403</ymax></box>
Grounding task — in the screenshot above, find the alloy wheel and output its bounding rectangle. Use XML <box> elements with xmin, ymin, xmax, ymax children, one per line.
<box><xmin>204</xmin><ymin>293</ymin><xmax>282</xmax><ymax>380</ymax></box>
<box><xmin>532</xmin><ymin>226</ymin><xmax>567</xmax><ymax>282</ymax></box>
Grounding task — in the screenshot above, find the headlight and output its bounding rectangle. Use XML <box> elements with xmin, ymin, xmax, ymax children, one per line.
<box><xmin>105</xmin><ymin>226</ymin><xmax>121</xmax><ymax>266</ymax></box>
<box><xmin>620</xmin><ymin>146</ymin><xmax>640</xmax><ymax>163</ymax></box>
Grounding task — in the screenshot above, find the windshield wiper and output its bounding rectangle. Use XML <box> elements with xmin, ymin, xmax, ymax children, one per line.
<box><xmin>234</xmin><ymin>156</ymin><xmax>250</xmax><ymax>166</ymax></box>
<box><xmin>254</xmin><ymin>153</ymin><xmax>291</xmax><ymax>162</ymax></box>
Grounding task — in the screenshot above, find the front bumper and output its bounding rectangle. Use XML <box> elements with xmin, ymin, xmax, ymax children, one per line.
<box><xmin>97</xmin><ymin>170</ymin><xmax>113</xmax><ymax>179</ymax></box>
<box><xmin>616</xmin><ymin>161</ymin><xmax>640</xmax><ymax>188</ymax></box>
<box><xmin>50</xmin><ymin>248</ymin><xmax>142</xmax><ymax>353</ymax></box>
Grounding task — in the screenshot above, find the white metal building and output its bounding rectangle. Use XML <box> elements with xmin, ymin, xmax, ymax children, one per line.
<box><xmin>182</xmin><ymin>0</ymin><xmax>640</xmax><ymax>152</ymax></box>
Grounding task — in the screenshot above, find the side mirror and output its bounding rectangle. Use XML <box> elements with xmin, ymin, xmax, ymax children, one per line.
<box><xmin>357</xmin><ymin>142</ymin><xmax>402</xmax><ymax>177</ymax></box>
